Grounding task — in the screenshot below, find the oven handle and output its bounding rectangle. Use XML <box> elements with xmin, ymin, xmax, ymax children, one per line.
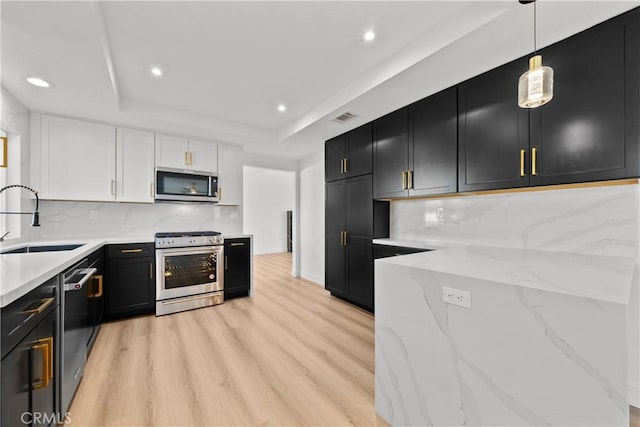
<box><xmin>64</xmin><ymin>268</ymin><xmax>97</xmax><ymax>292</ymax></box>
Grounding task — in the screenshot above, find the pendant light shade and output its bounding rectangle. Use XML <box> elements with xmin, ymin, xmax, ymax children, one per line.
<box><xmin>518</xmin><ymin>0</ymin><xmax>553</xmax><ymax>109</ymax></box>
<box><xmin>518</xmin><ymin>55</ymin><xmax>553</xmax><ymax>108</ymax></box>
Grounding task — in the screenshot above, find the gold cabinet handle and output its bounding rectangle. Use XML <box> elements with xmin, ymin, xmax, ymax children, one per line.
<box><xmin>122</xmin><ymin>248</ymin><xmax>143</xmax><ymax>254</ymax></box>
<box><xmin>339</xmin><ymin>159</ymin><xmax>343</xmax><ymax>174</ymax></box>
<box><xmin>344</xmin><ymin>158</ymin><xmax>348</xmax><ymax>174</ymax></box>
<box><xmin>185</xmin><ymin>151</ymin><xmax>189</xmax><ymax>166</ymax></box>
<box><xmin>531</xmin><ymin>148</ymin><xmax>538</xmax><ymax>176</ymax></box>
<box><xmin>225</xmin><ymin>255</ymin><xmax>228</xmax><ymax>270</ymax></box>
<box><xmin>401</xmin><ymin>171</ymin><xmax>406</xmax><ymax>190</ymax></box>
<box><xmin>32</xmin><ymin>338</ymin><xmax>52</xmax><ymax>390</ymax></box>
<box><xmin>520</xmin><ymin>149</ymin><xmax>526</xmax><ymax>177</ymax></box>
<box><xmin>407</xmin><ymin>170</ymin><xmax>413</xmax><ymax>190</ymax></box>
<box><xmin>88</xmin><ymin>275</ymin><xmax>103</xmax><ymax>298</ymax></box>
<box><xmin>344</xmin><ymin>231</ymin><xmax>348</xmax><ymax>246</ymax></box>
<box><xmin>149</xmin><ymin>262</ymin><xmax>153</xmax><ymax>280</ymax></box>
<box><xmin>22</xmin><ymin>297</ymin><xmax>54</xmax><ymax>315</ymax></box>
<box><xmin>230</xmin><ymin>242</ymin><xmax>245</xmax><ymax>247</ymax></box>
<box><xmin>0</xmin><ymin>136</ymin><xmax>7</xmax><ymax>168</ymax></box>
<box><xmin>340</xmin><ymin>231</ymin><xmax>344</xmax><ymax>246</ymax></box>
<box><xmin>190</xmin><ymin>152</ymin><xmax>193</xmax><ymax>166</ymax></box>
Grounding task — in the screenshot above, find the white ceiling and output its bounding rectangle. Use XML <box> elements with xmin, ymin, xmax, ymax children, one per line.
<box><xmin>2</xmin><ymin>1</ymin><xmax>639</xmax><ymax>161</ymax></box>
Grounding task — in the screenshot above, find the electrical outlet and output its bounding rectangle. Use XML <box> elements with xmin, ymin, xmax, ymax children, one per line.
<box><xmin>89</xmin><ymin>210</ymin><xmax>98</xmax><ymax>220</ymax></box>
<box><xmin>436</xmin><ymin>207</ymin><xmax>444</xmax><ymax>221</ymax></box>
<box><xmin>442</xmin><ymin>286</ymin><xmax>471</xmax><ymax>308</ymax></box>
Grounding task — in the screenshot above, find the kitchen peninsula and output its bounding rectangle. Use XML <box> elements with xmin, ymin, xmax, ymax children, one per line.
<box><xmin>375</xmin><ymin>244</ymin><xmax>634</xmax><ymax>426</ymax></box>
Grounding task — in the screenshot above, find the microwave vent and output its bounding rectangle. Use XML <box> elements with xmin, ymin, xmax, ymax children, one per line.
<box><xmin>331</xmin><ymin>112</ymin><xmax>359</xmax><ymax>124</ymax></box>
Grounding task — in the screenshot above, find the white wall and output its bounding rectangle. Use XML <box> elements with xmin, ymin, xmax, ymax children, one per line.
<box><xmin>298</xmin><ymin>150</ymin><xmax>324</xmax><ymax>285</ymax></box>
<box><xmin>242</xmin><ymin>166</ymin><xmax>294</xmax><ymax>255</ymax></box>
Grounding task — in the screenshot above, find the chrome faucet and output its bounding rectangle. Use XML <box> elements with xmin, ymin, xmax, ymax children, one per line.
<box><xmin>0</xmin><ymin>184</ymin><xmax>41</xmax><ymax>228</ymax></box>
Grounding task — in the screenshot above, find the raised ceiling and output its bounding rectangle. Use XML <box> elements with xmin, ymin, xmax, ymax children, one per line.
<box><xmin>2</xmin><ymin>1</ymin><xmax>638</xmax><ymax>160</ymax></box>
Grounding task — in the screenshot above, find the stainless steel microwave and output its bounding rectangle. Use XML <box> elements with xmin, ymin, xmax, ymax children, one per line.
<box><xmin>155</xmin><ymin>167</ymin><xmax>218</xmax><ymax>203</ymax></box>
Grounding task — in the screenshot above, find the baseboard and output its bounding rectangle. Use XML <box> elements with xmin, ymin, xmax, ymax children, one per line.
<box><xmin>300</xmin><ymin>271</ymin><xmax>323</xmax><ymax>286</ymax></box>
<box><xmin>630</xmin><ymin>383</ymin><xmax>639</xmax><ymax>408</ymax></box>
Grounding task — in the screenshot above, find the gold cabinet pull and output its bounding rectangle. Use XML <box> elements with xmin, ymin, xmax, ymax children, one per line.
<box><xmin>22</xmin><ymin>297</ymin><xmax>54</xmax><ymax>315</ymax></box>
<box><xmin>401</xmin><ymin>171</ymin><xmax>407</xmax><ymax>190</ymax></box>
<box><xmin>531</xmin><ymin>148</ymin><xmax>538</xmax><ymax>176</ymax></box>
<box><xmin>190</xmin><ymin>152</ymin><xmax>193</xmax><ymax>166</ymax></box>
<box><xmin>218</xmin><ymin>187</ymin><xmax>222</xmax><ymax>200</ymax></box>
<box><xmin>32</xmin><ymin>338</ymin><xmax>52</xmax><ymax>390</ymax></box>
<box><xmin>339</xmin><ymin>159</ymin><xmax>344</xmax><ymax>174</ymax></box>
<box><xmin>343</xmin><ymin>158</ymin><xmax>348</xmax><ymax>173</ymax></box>
<box><xmin>343</xmin><ymin>231</ymin><xmax>348</xmax><ymax>246</ymax></box>
<box><xmin>0</xmin><ymin>136</ymin><xmax>7</xmax><ymax>168</ymax></box>
<box><xmin>340</xmin><ymin>231</ymin><xmax>344</xmax><ymax>246</ymax></box>
<box><xmin>520</xmin><ymin>149</ymin><xmax>526</xmax><ymax>177</ymax></box>
<box><xmin>88</xmin><ymin>275</ymin><xmax>103</xmax><ymax>298</ymax></box>
<box><xmin>149</xmin><ymin>263</ymin><xmax>153</xmax><ymax>280</ymax></box>
<box><xmin>122</xmin><ymin>248</ymin><xmax>143</xmax><ymax>254</ymax></box>
<box><xmin>230</xmin><ymin>242</ymin><xmax>245</xmax><ymax>247</ymax></box>
<box><xmin>185</xmin><ymin>152</ymin><xmax>189</xmax><ymax>166</ymax></box>
<box><xmin>225</xmin><ymin>255</ymin><xmax>228</xmax><ymax>270</ymax></box>
<box><xmin>407</xmin><ymin>170</ymin><xmax>413</xmax><ymax>189</ymax></box>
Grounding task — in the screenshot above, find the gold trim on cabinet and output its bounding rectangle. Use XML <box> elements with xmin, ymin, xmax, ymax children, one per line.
<box><xmin>520</xmin><ymin>149</ymin><xmax>526</xmax><ymax>177</ymax></box>
<box><xmin>531</xmin><ymin>148</ymin><xmax>538</xmax><ymax>176</ymax></box>
<box><xmin>0</xmin><ymin>137</ymin><xmax>7</xmax><ymax>168</ymax></box>
<box><xmin>121</xmin><ymin>249</ymin><xmax>143</xmax><ymax>254</ymax></box>
<box><xmin>22</xmin><ymin>297</ymin><xmax>54</xmax><ymax>315</ymax></box>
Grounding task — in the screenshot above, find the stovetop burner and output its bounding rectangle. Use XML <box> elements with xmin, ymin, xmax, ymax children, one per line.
<box><xmin>155</xmin><ymin>231</ymin><xmax>224</xmax><ymax>248</ymax></box>
<box><xmin>155</xmin><ymin>231</ymin><xmax>221</xmax><ymax>238</ymax></box>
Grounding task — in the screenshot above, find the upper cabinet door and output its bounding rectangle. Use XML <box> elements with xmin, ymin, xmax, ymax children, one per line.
<box><xmin>458</xmin><ymin>61</ymin><xmax>530</xmax><ymax>192</ymax></box>
<box><xmin>41</xmin><ymin>115</ymin><xmax>116</xmax><ymax>201</ymax></box>
<box><xmin>530</xmin><ymin>12</ymin><xmax>639</xmax><ymax>185</ymax></box>
<box><xmin>218</xmin><ymin>145</ymin><xmax>243</xmax><ymax>205</ymax></box>
<box><xmin>116</xmin><ymin>128</ymin><xmax>155</xmax><ymax>203</ymax></box>
<box><xmin>188</xmin><ymin>139</ymin><xmax>218</xmax><ymax>174</ymax></box>
<box><xmin>373</xmin><ymin>108</ymin><xmax>409</xmax><ymax>199</ymax></box>
<box><xmin>345</xmin><ymin>123</ymin><xmax>372</xmax><ymax>178</ymax></box>
<box><xmin>155</xmin><ymin>134</ymin><xmax>189</xmax><ymax>170</ymax></box>
<box><xmin>325</xmin><ymin>135</ymin><xmax>346</xmax><ymax>182</ymax></box>
<box><xmin>409</xmin><ymin>87</ymin><xmax>458</xmax><ymax>196</ymax></box>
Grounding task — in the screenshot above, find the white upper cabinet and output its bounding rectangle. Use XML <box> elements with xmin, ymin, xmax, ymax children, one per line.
<box><xmin>116</xmin><ymin>128</ymin><xmax>155</xmax><ymax>203</ymax></box>
<box><xmin>188</xmin><ymin>139</ymin><xmax>218</xmax><ymax>174</ymax></box>
<box><xmin>155</xmin><ymin>134</ymin><xmax>217</xmax><ymax>174</ymax></box>
<box><xmin>155</xmin><ymin>134</ymin><xmax>189</xmax><ymax>170</ymax></box>
<box><xmin>217</xmin><ymin>145</ymin><xmax>243</xmax><ymax>205</ymax></box>
<box><xmin>40</xmin><ymin>115</ymin><xmax>116</xmax><ymax>201</ymax></box>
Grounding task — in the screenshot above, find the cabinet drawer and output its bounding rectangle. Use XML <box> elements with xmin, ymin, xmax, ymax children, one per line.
<box><xmin>1</xmin><ymin>275</ymin><xmax>59</xmax><ymax>359</ymax></box>
<box><xmin>107</xmin><ymin>243</ymin><xmax>154</xmax><ymax>259</ymax></box>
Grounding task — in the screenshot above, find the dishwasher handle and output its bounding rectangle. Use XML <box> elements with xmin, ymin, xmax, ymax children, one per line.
<box><xmin>64</xmin><ymin>267</ymin><xmax>97</xmax><ymax>291</ymax></box>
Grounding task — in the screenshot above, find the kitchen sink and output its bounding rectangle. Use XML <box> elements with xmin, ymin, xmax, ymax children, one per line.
<box><xmin>1</xmin><ymin>243</ymin><xmax>84</xmax><ymax>255</ymax></box>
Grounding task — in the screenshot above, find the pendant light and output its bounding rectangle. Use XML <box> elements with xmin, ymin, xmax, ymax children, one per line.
<box><xmin>518</xmin><ymin>0</ymin><xmax>553</xmax><ymax>108</ymax></box>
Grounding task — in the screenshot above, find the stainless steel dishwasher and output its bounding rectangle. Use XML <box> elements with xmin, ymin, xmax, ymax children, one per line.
<box><xmin>60</xmin><ymin>258</ymin><xmax>98</xmax><ymax>413</ymax></box>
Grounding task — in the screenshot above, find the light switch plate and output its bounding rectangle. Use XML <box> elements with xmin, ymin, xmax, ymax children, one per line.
<box><xmin>436</xmin><ymin>207</ymin><xmax>444</xmax><ymax>221</ymax></box>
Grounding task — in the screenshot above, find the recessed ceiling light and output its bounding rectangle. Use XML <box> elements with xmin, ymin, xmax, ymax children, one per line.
<box><xmin>363</xmin><ymin>30</ymin><xmax>376</xmax><ymax>42</ymax></box>
<box><xmin>150</xmin><ymin>67</ymin><xmax>164</xmax><ymax>77</ymax></box>
<box><xmin>26</xmin><ymin>77</ymin><xmax>51</xmax><ymax>88</ymax></box>
<box><xmin>277</xmin><ymin>104</ymin><xmax>286</xmax><ymax>112</ymax></box>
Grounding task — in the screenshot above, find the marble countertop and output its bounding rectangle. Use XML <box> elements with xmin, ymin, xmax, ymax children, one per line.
<box><xmin>376</xmin><ymin>245</ymin><xmax>634</xmax><ymax>305</ymax></box>
<box><xmin>0</xmin><ymin>233</ymin><xmax>250</xmax><ymax>308</ymax></box>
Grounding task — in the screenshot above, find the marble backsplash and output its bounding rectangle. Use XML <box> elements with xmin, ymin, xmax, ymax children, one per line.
<box><xmin>390</xmin><ymin>184</ymin><xmax>638</xmax><ymax>259</ymax></box>
<box><xmin>23</xmin><ymin>200</ymin><xmax>243</xmax><ymax>241</ymax></box>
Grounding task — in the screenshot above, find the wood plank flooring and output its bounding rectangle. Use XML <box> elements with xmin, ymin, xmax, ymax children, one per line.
<box><xmin>69</xmin><ymin>252</ymin><xmax>640</xmax><ymax>426</ymax></box>
<box><xmin>69</xmin><ymin>253</ymin><xmax>386</xmax><ymax>426</ymax></box>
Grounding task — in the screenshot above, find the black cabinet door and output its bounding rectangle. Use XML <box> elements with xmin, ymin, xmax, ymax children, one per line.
<box><xmin>530</xmin><ymin>13</ymin><xmax>640</xmax><ymax>185</ymax></box>
<box><xmin>346</xmin><ymin>236</ymin><xmax>373</xmax><ymax>311</ymax></box>
<box><xmin>106</xmin><ymin>257</ymin><xmax>155</xmax><ymax>318</ymax></box>
<box><xmin>224</xmin><ymin>238</ymin><xmax>251</xmax><ymax>298</ymax></box>
<box><xmin>373</xmin><ymin>108</ymin><xmax>409</xmax><ymax>198</ymax></box>
<box><xmin>325</xmin><ymin>180</ymin><xmax>346</xmax><ymax>295</ymax></box>
<box><xmin>409</xmin><ymin>87</ymin><xmax>458</xmax><ymax>196</ymax></box>
<box><xmin>325</xmin><ymin>135</ymin><xmax>346</xmax><ymax>182</ymax></box>
<box><xmin>345</xmin><ymin>123</ymin><xmax>372</xmax><ymax>178</ymax></box>
<box><xmin>32</xmin><ymin>310</ymin><xmax>57</xmax><ymax>427</ymax></box>
<box><xmin>346</xmin><ymin>175</ymin><xmax>373</xmax><ymax>238</ymax></box>
<box><xmin>458</xmin><ymin>60</ymin><xmax>530</xmax><ymax>191</ymax></box>
<box><xmin>1</xmin><ymin>328</ymin><xmax>35</xmax><ymax>427</ymax></box>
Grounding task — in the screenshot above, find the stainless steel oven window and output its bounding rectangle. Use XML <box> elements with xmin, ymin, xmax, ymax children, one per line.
<box><xmin>156</xmin><ymin>246</ymin><xmax>224</xmax><ymax>301</ymax></box>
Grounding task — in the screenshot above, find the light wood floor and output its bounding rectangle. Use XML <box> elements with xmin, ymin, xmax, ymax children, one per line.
<box><xmin>69</xmin><ymin>253</ymin><xmax>386</xmax><ymax>426</ymax></box>
<box><xmin>69</xmin><ymin>252</ymin><xmax>640</xmax><ymax>427</ymax></box>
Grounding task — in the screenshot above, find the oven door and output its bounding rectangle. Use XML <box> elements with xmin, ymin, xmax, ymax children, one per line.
<box><xmin>156</xmin><ymin>246</ymin><xmax>224</xmax><ymax>301</ymax></box>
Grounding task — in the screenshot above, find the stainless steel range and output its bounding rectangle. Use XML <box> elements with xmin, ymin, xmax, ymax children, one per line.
<box><xmin>155</xmin><ymin>231</ymin><xmax>224</xmax><ymax>316</ymax></box>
